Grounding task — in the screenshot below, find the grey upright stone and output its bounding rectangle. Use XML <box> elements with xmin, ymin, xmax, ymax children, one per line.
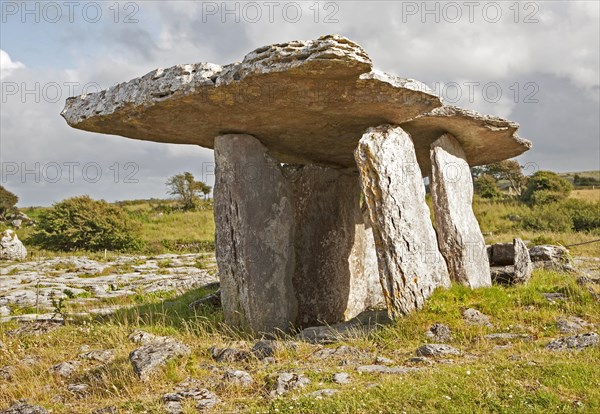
<box><xmin>430</xmin><ymin>133</ymin><xmax>491</xmax><ymax>288</ymax></box>
<box><xmin>285</xmin><ymin>165</ymin><xmax>384</xmax><ymax>326</ymax></box>
<box><xmin>214</xmin><ymin>134</ymin><xmax>297</xmax><ymax>333</ymax></box>
<box><xmin>354</xmin><ymin>125</ymin><xmax>450</xmax><ymax>318</ymax></box>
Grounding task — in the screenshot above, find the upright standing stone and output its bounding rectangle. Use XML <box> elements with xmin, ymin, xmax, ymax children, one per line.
<box><xmin>430</xmin><ymin>134</ymin><xmax>491</xmax><ymax>288</ymax></box>
<box><xmin>355</xmin><ymin>125</ymin><xmax>450</xmax><ymax>318</ymax></box>
<box><xmin>285</xmin><ymin>165</ymin><xmax>384</xmax><ymax>326</ymax></box>
<box><xmin>513</xmin><ymin>238</ymin><xmax>533</xmax><ymax>284</ymax></box>
<box><xmin>214</xmin><ymin>134</ymin><xmax>297</xmax><ymax>333</ymax></box>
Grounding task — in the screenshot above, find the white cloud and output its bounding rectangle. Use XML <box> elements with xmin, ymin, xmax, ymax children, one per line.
<box><xmin>0</xmin><ymin>50</ymin><xmax>25</xmax><ymax>80</ymax></box>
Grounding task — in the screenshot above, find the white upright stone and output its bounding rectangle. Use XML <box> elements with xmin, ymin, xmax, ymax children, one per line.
<box><xmin>429</xmin><ymin>133</ymin><xmax>491</xmax><ymax>288</ymax></box>
<box><xmin>355</xmin><ymin>125</ymin><xmax>450</xmax><ymax>318</ymax></box>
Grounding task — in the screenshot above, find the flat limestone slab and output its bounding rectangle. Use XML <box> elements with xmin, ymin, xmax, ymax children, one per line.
<box><xmin>430</xmin><ymin>134</ymin><xmax>491</xmax><ymax>288</ymax></box>
<box><xmin>61</xmin><ymin>35</ymin><xmax>440</xmax><ymax>168</ymax></box>
<box><xmin>61</xmin><ymin>35</ymin><xmax>530</xmax><ymax>171</ymax></box>
<box><xmin>355</xmin><ymin>125</ymin><xmax>450</xmax><ymax>317</ymax></box>
<box><xmin>402</xmin><ymin>106</ymin><xmax>532</xmax><ymax>176</ymax></box>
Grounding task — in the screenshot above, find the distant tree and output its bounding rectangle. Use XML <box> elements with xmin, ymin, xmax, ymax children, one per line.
<box><xmin>474</xmin><ymin>174</ymin><xmax>502</xmax><ymax>199</ymax></box>
<box><xmin>486</xmin><ymin>160</ymin><xmax>528</xmax><ymax>196</ymax></box>
<box><xmin>0</xmin><ymin>186</ymin><xmax>18</xmax><ymax>219</ymax></box>
<box><xmin>166</xmin><ymin>172</ymin><xmax>211</xmax><ymax>210</ymax></box>
<box><xmin>521</xmin><ymin>171</ymin><xmax>573</xmax><ymax>204</ymax></box>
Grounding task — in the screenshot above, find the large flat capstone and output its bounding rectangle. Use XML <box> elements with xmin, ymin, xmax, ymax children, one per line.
<box><xmin>61</xmin><ymin>35</ymin><xmax>530</xmax><ymax>171</ymax></box>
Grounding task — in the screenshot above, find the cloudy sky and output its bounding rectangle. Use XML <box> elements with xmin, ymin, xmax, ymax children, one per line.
<box><xmin>1</xmin><ymin>0</ymin><xmax>598</xmax><ymax>206</ymax></box>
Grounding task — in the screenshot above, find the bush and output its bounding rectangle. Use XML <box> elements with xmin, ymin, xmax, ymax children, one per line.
<box><xmin>521</xmin><ymin>171</ymin><xmax>572</xmax><ymax>204</ymax></box>
<box><xmin>522</xmin><ymin>198</ymin><xmax>600</xmax><ymax>233</ymax></box>
<box><xmin>0</xmin><ymin>186</ymin><xmax>18</xmax><ymax>219</ymax></box>
<box><xmin>474</xmin><ymin>174</ymin><xmax>502</xmax><ymax>198</ymax></box>
<box><xmin>30</xmin><ymin>196</ymin><xmax>143</xmax><ymax>251</ymax></box>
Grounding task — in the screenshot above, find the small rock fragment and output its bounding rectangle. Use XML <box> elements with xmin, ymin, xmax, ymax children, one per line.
<box><xmin>556</xmin><ymin>317</ymin><xmax>592</xmax><ymax>334</ymax></box>
<box><xmin>356</xmin><ymin>365</ymin><xmax>419</xmax><ymax>374</ymax></box>
<box><xmin>545</xmin><ymin>332</ymin><xmax>599</xmax><ymax>351</ymax></box>
<box><xmin>308</xmin><ymin>389</ymin><xmax>339</xmax><ymax>399</ymax></box>
<box><xmin>333</xmin><ymin>372</ymin><xmax>351</xmax><ymax>384</ymax></box>
<box><xmin>50</xmin><ymin>361</ymin><xmax>80</xmax><ymax>378</ymax></box>
<box><xmin>425</xmin><ymin>323</ymin><xmax>452</xmax><ymax>342</ymax></box>
<box><xmin>79</xmin><ymin>350</ymin><xmax>115</xmax><ymax>364</ymax></box>
<box><xmin>416</xmin><ymin>344</ymin><xmax>461</xmax><ymax>357</ymax></box>
<box><xmin>67</xmin><ymin>383</ymin><xmax>89</xmax><ymax>394</ymax></box>
<box><xmin>1</xmin><ymin>400</ymin><xmax>47</xmax><ymax>414</ymax></box>
<box><xmin>209</xmin><ymin>346</ymin><xmax>250</xmax><ymax>363</ymax></box>
<box><xmin>462</xmin><ymin>308</ymin><xmax>493</xmax><ymax>327</ymax></box>
<box><xmin>130</xmin><ymin>338</ymin><xmax>190</xmax><ymax>380</ymax></box>
<box><xmin>271</xmin><ymin>372</ymin><xmax>311</xmax><ymax>396</ymax></box>
<box><xmin>221</xmin><ymin>369</ymin><xmax>253</xmax><ymax>387</ymax></box>
<box><xmin>375</xmin><ymin>356</ymin><xmax>394</xmax><ymax>365</ymax></box>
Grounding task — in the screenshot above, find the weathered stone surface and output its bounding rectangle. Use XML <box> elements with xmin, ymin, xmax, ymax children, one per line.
<box><xmin>209</xmin><ymin>346</ymin><xmax>251</xmax><ymax>363</ymax></box>
<box><xmin>402</xmin><ymin>105</ymin><xmax>531</xmax><ymax>176</ymax></box>
<box><xmin>556</xmin><ymin>316</ymin><xmax>593</xmax><ymax>334</ymax></box>
<box><xmin>62</xmin><ymin>35</ymin><xmax>531</xmax><ymax>171</ymax></box>
<box><xmin>214</xmin><ymin>134</ymin><xmax>297</xmax><ymax>333</ymax></box>
<box><xmin>430</xmin><ymin>133</ymin><xmax>491</xmax><ymax>288</ymax></box>
<box><xmin>545</xmin><ymin>332</ymin><xmax>598</xmax><ymax>351</ymax></box>
<box><xmin>415</xmin><ymin>344</ymin><xmax>461</xmax><ymax>357</ymax></box>
<box><xmin>189</xmin><ymin>290</ymin><xmax>221</xmax><ymax>310</ymax></box>
<box><xmin>61</xmin><ymin>35</ymin><xmax>444</xmax><ymax>170</ymax></box>
<box><xmin>0</xmin><ymin>230</ymin><xmax>27</xmax><ymax>261</ymax></box>
<box><xmin>356</xmin><ymin>365</ymin><xmax>419</xmax><ymax>374</ymax></box>
<box><xmin>529</xmin><ymin>245</ymin><xmax>574</xmax><ymax>272</ymax></box>
<box><xmin>513</xmin><ymin>238</ymin><xmax>533</xmax><ymax>284</ymax></box>
<box><xmin>490</xmin><ymin>239</ymin><xmax>532</xmax><ymax>285</ymax></box>
<box><xmin>129</xmin><ymin>338</ymin><xmax>190</xmax><ymax>380</ymax></box>
<box><xmin>286</xmin><ymin>164</ymin><xmax>384</xmax><ymax>326</ymax></box>
<box><xmin>79</xmin><ymin>350</ymin><xmax>115</xmax><ymax>364</ymax></box>
<box><xmin>271</xmin><ymin>372</ymin><xmax>311</xmax><ymax>396</ymax></box>
<box><xmin>355</xmin><ymin>125</ymin><xmax>450</xmax><ymax>317</ymax></box>
<box><xmin>462</xmin><ymin>308</ymin><xmax>493</xmax><ymax>327</ymax></box>
<box><xmin>333</xmin><ymin>372</ymin><xmax>351</xmax><ymax>384</ymax></box>
<box><xmin>163</xmin><ymin>379</ymin><xmax>220</xmax><ymax>411</ymax></box>
<box><xmin>308</xmin><ymin>389</ymin><xmax>339</xmax><ymax>399</ymax></box>
<box><xmin>50</xmin><ymin>361</ymin><xmax>80</xmax><ymax>378</ymax></box>
<box><xmin>221</xmin><ymin>369</ymin><xmax>253</xmax><ymax>387</ymax></box>
<box><xmin>425</xmin><ymin>323</ymin><xmax>452</xmax><ymax>343</ymax></box>
<box><xmin>1</xmin><ymin>401</ymin><xmax>47</xmax><ymax>414</ymax></box>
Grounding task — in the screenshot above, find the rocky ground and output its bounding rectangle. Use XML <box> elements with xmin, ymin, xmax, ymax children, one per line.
<box><xmin>0</xmin><ymin>254</ymin><xmax>218</xmax><ymax>322</ymax></box>
<box><xmin>1</xmin><ymin>254</ymin><xmax>599</xmax><ymax>413</ymax></box>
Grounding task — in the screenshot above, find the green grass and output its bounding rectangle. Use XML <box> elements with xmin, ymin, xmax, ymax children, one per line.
<box><xmin>1</xmin><ymin>269</ymin><xmax>598</xmax><ymax>413</ymax></box>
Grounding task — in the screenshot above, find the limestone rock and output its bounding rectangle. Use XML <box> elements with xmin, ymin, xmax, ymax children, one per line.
<box><xmin>1</xmin><ymin>401</ymin><xmax>47</xmax><ymax>414</ymax></box>
<box><xmin>556</xmin><ymin>316</ymin><xmax>593</xmax><ymax>334</ymax></box>
<box><xmin>529</xmin><ymin>245</ymin><xmax>574</xmax><ymax>272</ymax></box>
<box><xmin>189</xmin><ymin>290</ymin><xmax>221</xmax><ymax>310</ymax></box>
<box><xmin>333</xmin><ymin>372</ymin><xmax>351</xmax><ymax>384</ymax></box>
<box><xmin>462</xmin><ymin>308</ymin><xmax>493</xmax><ymax>327</ymax></box>
<box><xmin>61</xmin><ymin>35</ymin><xmax>442</xmax><ymax>170</ymax></box>
<box><xmin>415</xmin><ymin>344</ymin><xmax>461</xmax><ymax>357</ymax></box>
<box><xmin>402</xmin><ymin>105</ymin><xmax>531</xmax><ymax>176</ymax></box>
<box><xmin>209</xmin><ymin>346</ymin><xmax>251</xmax><ymax>363</ymax></box>
<box><xmin>545</xmin><ymin>332</ymin><xmax>598</xmax><ymax>351</ymax></box>
<box><xmin>221</xmin><ymin>369</ymin><xmax>253</xmax><ymax>387</ymax></box>
<box><xmin>430</xmin><ymin>133</ymin><xmax>491</xmax><ymax>288</ymax></box>
<box><xmin>129</xmin><ymin>338</ymin><xmax>190</xmax><ymax>380</ymax></box>
<box><xmin>308</xmin><ymin>389</ymin><xmax>339</xmax><ymax>399</ymax></box>
<box><xmin>50</xmin><ymin>361</ymin><xmax>80</xmax><ymax>378</ymax></box>
<box><xmin>286</xmin><ymin>164</ymin><xmax>384</xmax><ymax>326</ymax></box>
<box><xmin>0</xmin><ymin>230</ymin><xmax>27</xmax><ymax>261</ymax></box>
<box><xmin>79</xmin><ymin>350</ymin><xmax>115</xmax><ymax>364</ymax></box>
<box><xmin>163</xmin><ymin>379</ymin><xmax>220</xmax><ymax>411</ymax></box>
<box><xmin>513</xmin><ymin>238</ymin><xmax>533</xmax><ymax>283</ymax></box>
<box><xmin>214</xmin><ymin>134</ymin><xmax>297</xmax><ymax>333</ymax></box>
<box><xmin>490</xmin><ymin>239</ymin><xmax>532</xmax><ymax>285</ymax></box>
<box><xmin>425</xmin><ymin>323</ymin><xmax>452</xmax><ymax>343</ymax></box>
<box><xmin>356</xmin><ymin>365</ymin><xmax>418</xmax><ymax>374</ymax></box>
<box><xmin>271</xmin><ymin>372</ymin><xmax>311</xmax><ymax>396</ymax></box>
<box><xmin>355</xmin><ymin>124</ymin><xmax>450</xmax><ymax>318</ymax></box>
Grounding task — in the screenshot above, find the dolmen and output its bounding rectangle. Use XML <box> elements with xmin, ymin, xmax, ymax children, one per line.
<box><xmin>61</xmin><ymin>35</ymin><xmax>532</xmax><ymax>333</ymax></box>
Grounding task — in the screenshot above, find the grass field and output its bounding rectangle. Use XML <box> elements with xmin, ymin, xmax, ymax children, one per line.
<box><xmin>570</xmin><ymin>189</ymin><xmax>600</xmax><ymax>203</ymax></box>
<box><xmin>0</xmin><ymin>269</ymin><xmax>598</xmax><ymax>413</ymax></box>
